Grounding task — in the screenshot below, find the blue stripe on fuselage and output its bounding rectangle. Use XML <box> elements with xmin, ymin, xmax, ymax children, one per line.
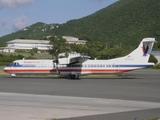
<box><xmin>7</xmin><ymin>63</ymin><xmax>152</xmax><ymax>68</ymax></box>
<box><xmin>118</xmin><ymin>64</ymin><xmax>152</xmax><ymax>68</ymax></box>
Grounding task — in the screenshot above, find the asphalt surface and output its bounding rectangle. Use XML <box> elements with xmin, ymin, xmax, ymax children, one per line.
<box><xmin>0</xmin><ymin>69</ymin><xmax>160</xmax><ymax>120</ymax></box>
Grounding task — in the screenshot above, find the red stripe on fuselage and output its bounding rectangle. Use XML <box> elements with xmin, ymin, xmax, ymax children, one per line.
<box><xmin>4</xmin><ymin>68</ymin><xmax>131</xmax><ymax>74</ymax></box>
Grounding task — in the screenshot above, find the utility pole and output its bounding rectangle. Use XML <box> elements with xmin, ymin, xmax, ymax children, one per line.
<box><xmin>106</xmin><ymin>42</ymin><xmax>107</xmax><ymax>49</ymax></box>
<box><xmin>120</xmin><ymin>42</ymin><xmax>122</xmax><ymax>48</ymax></box>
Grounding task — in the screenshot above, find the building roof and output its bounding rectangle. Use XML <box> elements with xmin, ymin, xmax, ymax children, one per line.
<box><xmin>63</xmin><ymin>36</ymin><xmax>78</xmax><ymax>41</ymax></box>
<box><xmin>7</xmin><ymin>37</ymin><xmax>87</xmax><ymax>44</ymax></box>
<box><xmin>62</xmin><ymin>36</ymin><xmax>87</xmax><ymax>43</ymax></box>
<box><xmin>7</xmin><ymin>39</ymin><xmax>50</xmax><ymax>44</ymax></box>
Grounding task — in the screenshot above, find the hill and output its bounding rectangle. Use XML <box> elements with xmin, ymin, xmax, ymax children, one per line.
<box><xmin>0</xmin><ymin>22</ymin><xmax>60</xmax><ymax>42</ymax></box>
<box><xmin>0</xmin><ymin>0</ymin><xmax>160</xmax><ymax>49</ymax></box>
<box><xmin>54</xmin><ymin>0</ymin><xmax>160</xmax><ymax>48</ymax></box>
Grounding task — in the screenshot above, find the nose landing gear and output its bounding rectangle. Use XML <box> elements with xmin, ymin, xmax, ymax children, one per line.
<box><xmin>11</xmin><ymin>73</ymin><xmax>16</xmax><ymax>78</ymax></box>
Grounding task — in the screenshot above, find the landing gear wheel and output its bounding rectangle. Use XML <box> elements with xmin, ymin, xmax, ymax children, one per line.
<box><xmin>70</xmin><ymin>74</ymin><xmax>79</xmax><ymax>79</ymax></box>
<box><xmin>76</xmin><ymin>75</ymin><xmax>79</xmax><ymax>79</ymax></box>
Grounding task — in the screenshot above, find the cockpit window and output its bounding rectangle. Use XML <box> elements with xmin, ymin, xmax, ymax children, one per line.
<box><xmin>8</xmin><ymin>62</ymin><xmax>14</xmax><ymax>66</ymax></box>
<box><xmin>8</xmin><ymin>62</ymin><xmax>19</xmax><ymax>66</ymax></box>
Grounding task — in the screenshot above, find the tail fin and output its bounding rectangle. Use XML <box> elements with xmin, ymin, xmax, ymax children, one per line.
<box><xmin>125</xmin><ymin>38</ymin><xmax>156</xmax><ymax>63</ymax></box>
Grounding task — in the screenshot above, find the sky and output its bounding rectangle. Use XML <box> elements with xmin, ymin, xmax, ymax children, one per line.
<box><xmin>0</xmin><ymin>0</ymin><xmax>118</xmax><ymax>37</ymax></box>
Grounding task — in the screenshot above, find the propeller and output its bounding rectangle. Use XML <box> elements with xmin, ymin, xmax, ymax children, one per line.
<box><xmin>53</xmin><ymin>49</ymin><xmax>59</xmax><ymax>74</ymax></box>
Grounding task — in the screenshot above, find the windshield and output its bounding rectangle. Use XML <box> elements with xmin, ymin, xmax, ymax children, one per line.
<box><xmin>8</xmin><ymin>62</ymin><xmax>19</xmax><ymax>67</ymax></box>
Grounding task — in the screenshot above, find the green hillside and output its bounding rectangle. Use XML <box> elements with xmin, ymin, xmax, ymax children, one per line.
<box><xmin>0</xmin><ymin>0</ymin><xmax>160</xmax><ymax>49</ymax></box>
<box><xmin>0</xmin><ymin>22</ymin><xmax>60</xmax><ymax>42</ymax></box>
<box><xmin>54</xmin><ymin>0</ymin><xmax>160</xmax><ymax>48</ymax></box>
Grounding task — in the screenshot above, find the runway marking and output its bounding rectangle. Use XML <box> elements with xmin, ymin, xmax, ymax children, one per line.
<box><xmin>0</xmin><ymin>92</ymin><xmax>160</xmax><ymax>120</ymax></box>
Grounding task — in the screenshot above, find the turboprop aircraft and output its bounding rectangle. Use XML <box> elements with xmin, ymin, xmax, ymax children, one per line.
<box><xmin>3</xmin><ymin>37</ymin><xmax>156</xmax><ymax>79</ymax></box>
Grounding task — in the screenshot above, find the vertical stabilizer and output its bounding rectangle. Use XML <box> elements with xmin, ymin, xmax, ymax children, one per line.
<box><xmin>125</xmin><ymin>38</ymin><xmax>156</xmax><ymax>63</ymax></box>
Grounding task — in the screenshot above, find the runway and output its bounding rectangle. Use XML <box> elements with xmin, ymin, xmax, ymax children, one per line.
<box><xmin>0</xmin><ymin>70</ymin><xmax>160</xmax><ymax>120</ymax></box>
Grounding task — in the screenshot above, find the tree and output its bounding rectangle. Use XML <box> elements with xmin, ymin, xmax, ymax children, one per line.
<box><xmin>30</xmin><ymin>50</ymin><xmax>34</xmax><ymax>56</ymax></box>
<box><xmin>29</xmin><ymin>48</ymin><xmax>38</xmax><ymax>56</ymax></box>
<box><xmin>32</xmin><ymin>48</ymin><xmax>38</xmax><ymax>53</ymax></box>
<box><xmin>0</xmin><ymin>43</ymin><xmax>7</xmax><ymax>47</ymax></box>
<box><xmin>149</xmin><ymin>54</ymin><xmax>158</xmax><ymax>64</ymax></box>
<box><xmin>79</xmin><ymin>35</ymin><xmax>92</xmax><ymax>42</ymax></box>
<box><xmin>49</xmin><ymin>35</ymin><xmax>70</xmax><ymax>58</ymax></box>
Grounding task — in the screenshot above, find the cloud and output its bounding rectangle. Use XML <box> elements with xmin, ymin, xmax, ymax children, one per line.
<box><xmin>12</xmin><ymin>15</ymin><xmax>28</xmax><ymax>31</ymax></box>
<box><xmin>0</xmin><ymin>0</ymin><xmax>34</xmax><ymax>9</ymax></box>
<box><xmin>0</xmin><ymin>18</ymin><xmax>9</xmax><ymax>27</ymax></box>
<box><xmin>0</xmin><ymin>18</ymin><xmax>9</xmax><ymax>36</ymax></box>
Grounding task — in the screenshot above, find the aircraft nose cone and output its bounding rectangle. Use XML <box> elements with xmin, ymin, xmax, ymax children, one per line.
<box><xmin>3</xmin><ymin>67</ymin><xmax>8</xmax><ymax>73</ymax></box>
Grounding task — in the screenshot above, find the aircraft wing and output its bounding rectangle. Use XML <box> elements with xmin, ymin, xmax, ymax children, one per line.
<box><xmin>58</xmin><ymin>54</ymin><xmax>90</xmax><ymax>65</ymax></box>
<box><xmin>69</xmin><ymin>55</ymin><xmax>90</xmax><ymax>64</ymax></box>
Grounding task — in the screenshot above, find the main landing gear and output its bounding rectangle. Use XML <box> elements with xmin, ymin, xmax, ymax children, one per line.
<box><xmin>70</xmin><ymin>74</ymin><xmax>79</xmax><ymax>79</ymax></box>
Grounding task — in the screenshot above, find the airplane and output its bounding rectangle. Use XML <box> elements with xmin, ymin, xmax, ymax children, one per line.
<box><xmin>3</xmin><ymin>37</ymin><xmax>156</xmax><ymax>79</ymax></box>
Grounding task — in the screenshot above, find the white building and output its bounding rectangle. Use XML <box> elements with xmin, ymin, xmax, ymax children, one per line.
<box><xmin>7</xmin><ymin>39</ymin><xmax>52</xmax><ymax>50</ymax></box>
<box><xmin>0</xmin><ymin>36</ymin><xmax>87</xmax><ymax>52</ymax></box>
<box><xmin>0</xmin><ymin>47</ymin><xmax>15</xmax><ymax>52</ymax></box>
<box><xmin>0</xmin><ymin>39</ymin><xmax>52</xmax><ymax>52</ymax></box>
<box><xmin>63</xmin><ymin>36</ymin><xmax>87</xmax><ymax>45</ymax></box>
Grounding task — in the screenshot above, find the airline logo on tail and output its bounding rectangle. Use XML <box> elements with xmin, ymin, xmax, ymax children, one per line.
<box><xmin>142</xmin><ymin>44</ymin><xmax>149</xmax><ymax>56</ymax></box>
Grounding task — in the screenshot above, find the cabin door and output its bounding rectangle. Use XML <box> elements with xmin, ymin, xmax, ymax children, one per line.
<box><xmin>113</xmin><ymin>63</ymin><xmax>119</xmax><ymax>73</ymax></box>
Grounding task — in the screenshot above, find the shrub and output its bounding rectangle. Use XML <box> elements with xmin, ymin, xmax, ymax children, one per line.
<box><xmin>149</xmin><ymin>54</ymin><xmax>158</xmax><ymax>64</ymax></box>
